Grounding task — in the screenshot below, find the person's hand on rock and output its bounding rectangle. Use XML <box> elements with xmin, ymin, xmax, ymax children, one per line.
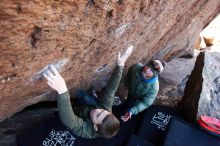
<box><xmin>43</xmin><ymin>65</ymin><xmax>67</xmax><ymax>94</ymax></box>
<box><xmin>117</xmin><ymin>45</ymin><xmax>133</xmax><ymax>66</ymax></box>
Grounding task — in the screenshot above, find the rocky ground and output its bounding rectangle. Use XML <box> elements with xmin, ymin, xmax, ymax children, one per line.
<box><xmin>156</xmin><ymin>56</ymin><xmax>196</xmax><ymax>107</ymax></box>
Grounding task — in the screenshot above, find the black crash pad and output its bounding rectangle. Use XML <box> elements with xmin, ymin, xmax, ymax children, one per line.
<box><xmin>136</xmin><ymin>105</ymin><xmax>182</xmax><ymax>146</ymax></box>
<box><xmin>126</xmin><ymin>135</ymin><xmax>155</xmax><ymax>146</ymax></box>
<box><xmin>17</xmin><ymin>105</ymin><xmax>140</xmax><ymax>146</ymax></box>
<box><xmin>163</xmin><ymin>117</ymin><xmax>220</xmax><ymax>146</ymax></box>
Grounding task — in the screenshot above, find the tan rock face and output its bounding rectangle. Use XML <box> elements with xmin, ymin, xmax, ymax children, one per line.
<box><xmin>0</xmin><ymin>0</ymin><xmax>220</xmax><ymax>121</ymax></box>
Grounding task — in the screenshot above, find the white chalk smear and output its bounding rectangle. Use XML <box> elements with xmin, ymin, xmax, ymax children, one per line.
<box><xmin>30</xmin><ymin>58</ymin><xmax>69</xmax><ymax>82</ymax></box>
<box><xmin>95</xmin><ymin>64</ymin><xmax>108</xmax><ymax>73</ymax></box>
<box><xmin>115</xmin><ymin>23</ymin><xmax>131</xmax><ymax>38</ymax></box>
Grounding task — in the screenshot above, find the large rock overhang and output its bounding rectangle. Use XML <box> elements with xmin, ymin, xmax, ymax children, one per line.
<box><xmin>0</xmin><ymin>0</ymin><xmax>220</xmax><ymax>121</ymax></box>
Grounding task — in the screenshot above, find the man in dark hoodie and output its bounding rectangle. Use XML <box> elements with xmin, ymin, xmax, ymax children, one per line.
<box><xmin>43</xmin><ymin>46</ymin><xmax>133</xmax><ymax>139</ymax></box>
<box><xmin>121</xmin><ymin>60</ymin><xmax>167</xmax><ymax>122</ymax></box>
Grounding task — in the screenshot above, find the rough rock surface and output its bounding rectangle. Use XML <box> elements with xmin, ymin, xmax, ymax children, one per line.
<box><xmin>1</xmin><ymin>0</ymin><xmax>220</xmax><ymax>121</ymax></box>
<box><xmin>156</xmin><ymin>57</ymin><xmax>195</xmax><ymax>106</ymax></box>
<box><xmin>179</xmin><ymin>51</ymin><xmax>220</xmax><ymax>122</ymax></box>
<box><xmin>159</xmin><ymin>57</ymin><xmax>195</xmax><ymax>95</ymax></box>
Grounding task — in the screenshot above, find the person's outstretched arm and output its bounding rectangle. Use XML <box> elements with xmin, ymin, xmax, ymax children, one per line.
<box><xmin>121</xmin><ymin>87</ymin><xmax>158</xmax><ymax>122</ymax></box>
<box><xmin>129</xmin><ymin>91</ymin><xmax>157</xmax><ymax>115</ymax></box>
<box><xmin>43</xmin><ymin>65</ymin><xmax>95</xmax><ymax>138</ymax></box>
<box><xmin>99</xmin><ymin>45</ymin><xmax>133</xmax><ymax>110</ymax></box>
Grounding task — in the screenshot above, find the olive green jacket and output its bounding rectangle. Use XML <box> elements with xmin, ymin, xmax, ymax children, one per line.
<box><xmin>124</xmin><ymin>63</ymin><xmax>159</xmax><ymax>115</ymax></box>
<box><xmin>57</xmin><ymin>66</ymin><xmax>124</xmax><ymax>138</ymax></box>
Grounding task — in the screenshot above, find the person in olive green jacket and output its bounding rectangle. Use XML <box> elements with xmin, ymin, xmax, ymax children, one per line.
<box><xmin>121</xmin><ymin>60</ymin><xmax>167</xmax><ymax>122</ymax></box>
<box><xmin>43</xmin><ymin>46</ymin><xmax>133</xmax><ymax>139</ymax></box>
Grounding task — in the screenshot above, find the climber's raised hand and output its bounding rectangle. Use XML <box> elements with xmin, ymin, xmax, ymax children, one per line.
<box><xmin>117</xmin><ymin>45</ymin><xmax>133</xmax><ymax>66</ymax></box>
<box><xmin>43</xmin><ymin>65</ymin><xmax>68</xmax><ymax>94</ymax></box>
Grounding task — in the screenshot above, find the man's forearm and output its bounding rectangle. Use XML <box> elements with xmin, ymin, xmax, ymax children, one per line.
<box><xmin>129</xmin><ymin>96</ymin><xmax>155</xmax><ymax>115</ymax></box>
<box><xmin>57</xmin><ymin>91</ymin><xmax>83</xmax><ymax>129</ymax></box>
<box><xmin>100</xmin><ymin>65</ymin><xmax>124</xmax><ymax>110</ymax></box>
<box><xmin>105</xmin><ymin>65</ymin><xmax>124</xmax><ymax>95</ymax></box>
<box><xmin>130</xmin><ymin>102</ymin><xmax>150</xmax><ymax>115</ymax></box>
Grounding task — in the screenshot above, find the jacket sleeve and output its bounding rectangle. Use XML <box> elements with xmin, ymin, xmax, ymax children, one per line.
<box><xmin>124</xmin><ymin>66</ymin><xmax>132</xmax><ymax>87</ymax></box>
<box><xmin>57</xmin><ymin>91</ymin><xmax>96</xmax><ymax>138</ymax></box>
<box><xmin>129</xmin><ymin>91</ymin><xmax>158</xmax><ymax>115</ymax></box>
<box><xmin>99</xmin><ymin>65</ymin><xmax>124</xmax><ymax>110</ymax></box>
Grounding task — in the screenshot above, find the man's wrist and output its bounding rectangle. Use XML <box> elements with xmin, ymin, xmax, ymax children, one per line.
<box><xmin>128</xmin><ymin>109</ymin><xmax>133</xmax><ymax>116</ymax></box>
<box><xmin>117</xmin><ymin>62</ymin><xmax>125</xmax><ymax>66</ymax></box>
<box><xmin>57</xmin><ymin>90</ymin><xmax>70</xmax><ymax>101</ymax></box>
<box><xmin>57</xmin><ymin>87</ymin><xmax>68</xmax><ymax>95</ymax></box>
